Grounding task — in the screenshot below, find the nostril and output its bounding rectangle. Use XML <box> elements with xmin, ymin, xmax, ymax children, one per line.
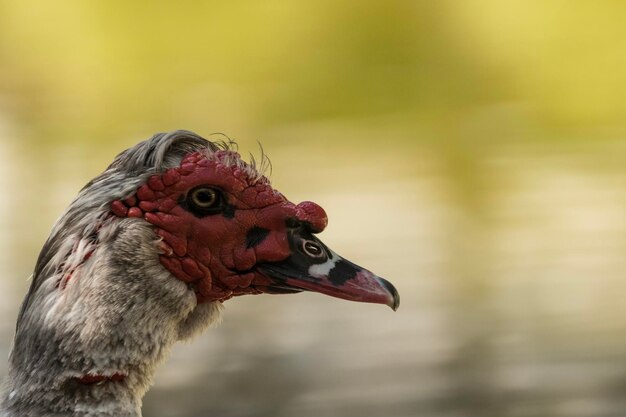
<box><xmin>300</xmin><ymin>239</ymin><xmax>326</xmax><ymax>259</ymax></box>
<box><xmin>295</xmin><ymin>201</ymin><xmax>328</xmax><ymax>233</ymax></box>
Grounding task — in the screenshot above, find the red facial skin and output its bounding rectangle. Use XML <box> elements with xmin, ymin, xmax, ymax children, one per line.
<box><xmin>110</xmin><ymin>150</ymin><xmax>327</xmax><ymax>303</ymax></box>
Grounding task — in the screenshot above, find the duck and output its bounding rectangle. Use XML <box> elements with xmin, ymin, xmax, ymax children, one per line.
<box><xmin>0</xmin><ymin>130</ymin><xmax>399</xmax><ymax>417</ymax></box>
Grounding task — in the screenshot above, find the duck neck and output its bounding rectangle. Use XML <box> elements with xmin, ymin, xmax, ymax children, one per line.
<box><xmin>1</xmin><ymin>219</ymin><xmax>221</xmax><ymax>417</ymax></box>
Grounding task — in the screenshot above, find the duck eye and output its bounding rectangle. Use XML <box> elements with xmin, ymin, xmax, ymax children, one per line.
<box><xmin>301</xmin><ymin>239</ymin><xmax>325</xmax><ymax>259</ymax></box>
<box><xmin>186</xmin><ymin>186</ymin><xmax>223</xmax><ymax>215</ymax></box>
<box><xmin>191</xmin><ymin>187</ymin><xmax>218</xmax><ymax>207</ymax></box>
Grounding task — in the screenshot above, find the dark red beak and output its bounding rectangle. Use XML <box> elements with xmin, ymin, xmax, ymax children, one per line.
<box><xmin>257</xmin><ymin>228</ymin><xmax>400</xmax><ymax>311</ymax></box>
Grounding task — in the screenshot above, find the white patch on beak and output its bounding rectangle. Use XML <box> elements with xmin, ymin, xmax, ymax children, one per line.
<box><xmin>308</xmin><ymin>251</ymin><xmax>340</xmax><ymax>278</ymax></box>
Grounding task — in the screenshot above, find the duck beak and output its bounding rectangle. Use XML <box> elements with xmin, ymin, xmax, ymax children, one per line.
<box><xmin>257</xmin><ymin>230</ymin><xmax>400</xmax><ymax>311</ymax></box>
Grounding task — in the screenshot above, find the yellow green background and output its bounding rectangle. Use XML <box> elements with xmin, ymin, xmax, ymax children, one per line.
<box><xmin>1</xmin><ymin>2</ymin><xmax>625</xmax><ymax>416</ymax></box>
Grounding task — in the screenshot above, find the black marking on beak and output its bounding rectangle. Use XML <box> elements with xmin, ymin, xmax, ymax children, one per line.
<box><xmin>256</xmin><ymin>227</ymin><xmax>400</xmax><ymax>310</ymax></box>
<box><xmin>285</xmin><ymin>217</ymin><xmax>301</xmax><ymax>229</ymax></box>
<box><xmin>328</xmin><ymin>259</ymin><xmax>357</xmax><ymax>286</ymax></box>
<box><xmin>246</xmin><ymin>227</ymin><xmax>270</xmax><ymax>248</ymax></box>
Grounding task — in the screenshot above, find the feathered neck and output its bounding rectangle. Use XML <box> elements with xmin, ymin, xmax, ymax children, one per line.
<box><xmin>1</xmin><ymin>218</ymin><xmax>222</xmax><ymax>417</ymax></box>
<box><xmin>1</xmin><ymin>131</ymin><xmax>231</xmax><ymax>416</ymax></box>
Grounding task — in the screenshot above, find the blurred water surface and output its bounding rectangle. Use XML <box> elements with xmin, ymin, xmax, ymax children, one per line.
<box><xmin>2</xmin><ymin>2</ymin><xmax>626</xmax><ymax>417</ymax></box>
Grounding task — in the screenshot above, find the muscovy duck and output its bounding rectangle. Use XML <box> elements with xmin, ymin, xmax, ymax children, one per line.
<box><xmin>0</xmin><ymin>130</ymin><xmax>399</xmax><ymax>417</ymax></box>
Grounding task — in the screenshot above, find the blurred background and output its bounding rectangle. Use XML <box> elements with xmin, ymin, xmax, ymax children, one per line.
<box><xmin>1</xmin><ymin>1</ymin><xmax>626</xmax><ymax>416</ymax></box>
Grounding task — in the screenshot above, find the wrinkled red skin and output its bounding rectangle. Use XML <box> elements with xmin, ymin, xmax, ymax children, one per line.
<box><xmin>111</xmin><ymin>150</ymin><xmax>327</xmax><ymax>303</ymax></box>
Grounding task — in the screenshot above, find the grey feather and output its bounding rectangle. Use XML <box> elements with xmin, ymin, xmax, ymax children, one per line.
<box><xmin>2</xmin><ymin>131</ymin><xmax>230</xmax><ymax>417</ymax></box>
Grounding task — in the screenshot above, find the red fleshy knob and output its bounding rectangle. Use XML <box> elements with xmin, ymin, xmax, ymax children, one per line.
<box><xmin>295</xmin><ymin>201</ymin><xmax>328</xmax><ymax>233</ymax></box>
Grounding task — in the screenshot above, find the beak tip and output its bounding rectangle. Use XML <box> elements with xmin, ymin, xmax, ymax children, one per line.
<box><xmin>379</xmin><ymin>278</ymin><xmax>400</xmax><ymax>311</ymax></box>
<box><xmin>389</xmin><ymin>295</ymin><xmax>400</xmax><ymax>311</ymax></box>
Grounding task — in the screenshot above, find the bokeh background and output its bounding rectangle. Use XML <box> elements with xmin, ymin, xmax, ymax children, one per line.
<box><xmin>1</xmin><ymin>1</ymin><xmax>626</xmax><ymax>416</ymax></box>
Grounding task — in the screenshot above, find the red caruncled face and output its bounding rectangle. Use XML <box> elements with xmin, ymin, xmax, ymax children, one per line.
<box><xmin>111</xmin><ymin>150</ymin><xmax>399</xmax><ymax>310</ymax></box>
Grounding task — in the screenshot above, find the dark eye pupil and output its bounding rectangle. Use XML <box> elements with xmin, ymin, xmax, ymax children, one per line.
<box><xmin>196</xmin><ymin>191</ymin><xmax>214</xmax><ymax>204</ymax></box>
